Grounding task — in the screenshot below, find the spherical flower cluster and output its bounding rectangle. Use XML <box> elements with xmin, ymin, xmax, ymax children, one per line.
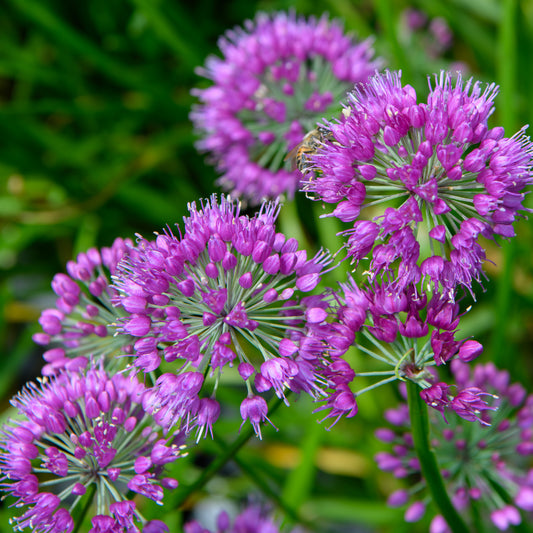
<box><xmin>331</xmin><ymin>277</ymin><xmax>486</xmax><ymax>419</ymax></box>
<box><xmin>113</xmin><ymin>195</ymin><xmax>352</xmax><ymax>438</ymax></box>
<box><xmin>0</xmin><ymin>365</ymin><xmax>183</xmax><ymax>533</ymax></box>
<box><xmin>375</xmin><ymin>360</ymin><xmax>533</xmax><ymax>531</ymax></box>
<box><xmin>33</xmin><ymin>237</ymin><xmax>135</xmax><ymax>375</ymax></box>
<box><xmin>305</xmin><ymin>70</ymin><xmax>533</xmax><ymax>295</ymax></box>
<box><xmin>184</xmin><ymin>505</ymin><xmax>299</xmax><ymax>533</ymax></box>
<box><xmin>190</xmin><ymin>10</ymin><xmax>382</xmax><ymax>204</ymax></box>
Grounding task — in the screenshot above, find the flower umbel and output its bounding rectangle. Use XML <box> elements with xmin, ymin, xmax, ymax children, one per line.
<box><xmin>33</xmin><ymin>237</ymin><xmax>135</xmax><ymax>375</ymax></box>
<box><xmin>305</xmin><ymin>70</ymin><xmax>533</xmax><ymax>295</ymax></box>
<box><xmin>113</xmin><ymin>195</ymin><xmax>349</xmax><ymax>438</ymax></box>
<box><xmin>326</xmin><ymin>277</ymin><xmax>486</xmax><ymax>420</ymax></box>
<box><xmin>376</xmin><ymin>360</ymin><xmax>533</xmax><ymax>531</ymax></box>
<box><xmin>0</xmin><ymin>365</ymin><xmax>183</xmax><ymax>532</ymax></box>
<box><xmin>191</xmin><ymin>11</ymin><xmax>382</xmax><ymax>204</ymax></box>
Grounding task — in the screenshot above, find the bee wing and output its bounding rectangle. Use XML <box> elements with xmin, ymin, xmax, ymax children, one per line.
<box><xmin>284</xmin><ymin>143</ymin><xmax>302</xmax><ymax>171</ymax></box>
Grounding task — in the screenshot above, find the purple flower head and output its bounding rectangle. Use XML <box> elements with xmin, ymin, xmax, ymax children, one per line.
<box><xmin>0</xmin><ymin>365</ymin><xmax>184</xmax><ymax>532</ymax></box>
<box><xmin>375</xmin><ymin>361</ymin><xmax>533</xmax><ymax>530</ymax></box>
<box><xmin>113</xmin><ymin>195</ymin><xmax>350</xmax><ymax>438</ymax></box>
<box><xmin>401</xmin><ymin>9</ymin><xmax>453</xmax><ymax>59</ymax></box>
<box><xmin>33</xmin><ymin>237</ymin><xmax>135</xmax><ymax>375</ymax></box>
<box><xmin>327</xmin><ymin>277</ymin><xmax>484</xmax><ymax>415</ymax></box>
<box><xmin>305</xmin><ymin>70</ymin><xmax>533</xmax><ymax>295</ymax></box>
<box><xmin>190</xmin><ymin>11</ymin><xmax>383</xmax><ymax>205</ymax></box>
<box><xmin>184</xmin><ymin>503</ymin><xmax>300</xmax><ymax>533</ymax></box>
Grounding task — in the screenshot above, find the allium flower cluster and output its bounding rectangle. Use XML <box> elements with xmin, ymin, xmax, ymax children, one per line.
<box><xmin>0</xmin><ymin>365</ymin><xmax>182</xmax><ymax>533</ymax></box>
<box><xmin>113</xmin><ymin>195</ymin><xmax>352</xmax><ymax>438</ymax></box>
<box><xmin>190</xmin><ymin>10</ymin><xmax>382</xmax><ymax>204</ymax></box>
<box><xmin>331</xmin><ymin>277</ymin><xmax>485</xmax><ymax>419</ymax></box>
<box><xmin>305</xmin><ymin>70</ymin><xmax>533</xmax><ymax>295</ymax></box>
<box><xmin>376</xmin><ymin>361</ymin><xmax>533</xmax><ymax>531</ymax></box>
<box><xmin>33</xmin><ymin>237</ymin><xmax>135</xmax><ymax>375</ymax></box>
<box><xmin>184</xmin><ymin>505</ymin><xmax>300</xmax><ymax>533</ymax></box>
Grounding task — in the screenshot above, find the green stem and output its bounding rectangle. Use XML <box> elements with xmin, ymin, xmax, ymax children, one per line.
<box><xmin>71</xmin><ymin>482</ymin><xmax>97</xmax><ymax>533</ymax></box>
<box><xmin>491</xmin><ymin>0</ymin><xmax>518</xmax><ymax>368</ymax></box>
<box><xmin>172</xmin><ymin>396</ymin><xmax>284</xmax><ymax>508</ymax></box>
<box><xmin>374</xmin><ymin>0</ymin><xmax>413</xmax><ymax>82</ymax></box>
<box><xmin>278</xmin><ymin>199</ymin><xmax>312</xmax><ymax>253</ymax></box>
<box><xmin>406</xmin><ymin>381</ymin><xmax>470</xmax><ymax>533</ymax></box>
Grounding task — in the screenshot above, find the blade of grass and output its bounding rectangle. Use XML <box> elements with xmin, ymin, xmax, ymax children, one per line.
<box><xmin>416</xmin><ymin>0</ymin><xmax>497</xmax><ymax>72</ymax></box>
<box><xmin>129</xmin><ymin>0</ymin><xmax>204</xmax><ymax>67</ymax></box>
<box><xmin>281</xmin><ymin>416</ymin><xmax>322</xmax><ymax>511</ymax></box>
<box><xmin>6</xmin><ymin>0</ymin><xmax>149</xmax><ymax>91</ymax></box>
<box><xmin>374</xmin><ymin>0</ymin><xmax>413</xmax><ymax>82</ymax></box>
<box><xmin>491</xmin><ymin>0</ymin><xmax>518</xmax><ymax>368</ymax></box>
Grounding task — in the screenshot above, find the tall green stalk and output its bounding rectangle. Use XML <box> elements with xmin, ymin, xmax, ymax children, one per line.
<box><xmin>491</xmin><ymin>0</ymin><xmax>517</xmax><ymax>367</ymax></box>
<box><xmin>171</xmin><ymin>396</ymin><xmax>285</xmax><ymax>509</ymax></box>
<box><xmin>406</xmin><ymin>381</ymin><xmax>470</xmax><ymax>533</ymax></box>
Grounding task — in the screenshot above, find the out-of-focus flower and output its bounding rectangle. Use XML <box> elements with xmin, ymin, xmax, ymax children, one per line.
<box><xmin>0</xmin><ymin>365</ymin><xmax>182</xmax><ymax>533</ymax></box>
<box><xmin>400</xmin><ymin>9</ymin><xmax>453</xmax><ymax>59</ymax></box>
<box><xmin>305</xmin><ymin>70</ymin><xmax>533</xmax><ymax>296</ymax></box>
<box><xmin>113</xmin><ymin>195</ymin><xmax>352</xmax><ymax>438</ymax></box>
<box><xmin>402</xmin><ymin>8</ymin><xmax>428</xmax><ymax>32</ymax></box>
<box><xmin>429</xmin><ymin>17</ymin><xmax>453</xmax><ymax>52</ymax></box>
<box><xmin>191</xmin><ymin>11</ymin><xmax>382</xmax><ymax>205</ymax></box>
<box><xmin>184</xmin><ymin>504</ymin><xmax>300</xmax><ymax>533</ymax></box>
<box><xmin>375</xmin><ymin>360</ymin><xmax>533</xmax><ymax>531</ymax></box>
<box><xmin>32</xmin><ymin>237</ymin><xmax>135</xmax><ymax>375</ymax></box>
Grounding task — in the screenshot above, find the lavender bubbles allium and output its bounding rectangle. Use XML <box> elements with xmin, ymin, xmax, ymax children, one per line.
<box><xmin>113</xmin><ymin>195</ymin><xmax>353</xmax><ymax>438</ymax></box>
<box><xmin>0</xmin><ymin>365</ymin><xmax>183</xmax><ymax>533</ymax></box>
<box><xmin>305</xmin><ymin>70</ymin><xmax>533</xmax><ymax>295</ymax></box>
<box><xmin>190</xmin><ymin>11</ymin><xmax>382</xmax><ymax>205</ymax></box>
<box><xmin>184</xmin><ymin>504</ymin><xmax>299</xmax><ymax>533</ymax></box>
<box><xmin>328</xmin><ymin>277</ymin><xmax>487</xmax><ymax>421</ymax></box>
<box><xmin>375</xmin><ymin>360</ymin><xmax>533</xmax><ymax>531</ymax></box>
<box><xmin>32</xmin><ymin>237</ymin><xmax>135</xmax><ymax>375</ymax></box>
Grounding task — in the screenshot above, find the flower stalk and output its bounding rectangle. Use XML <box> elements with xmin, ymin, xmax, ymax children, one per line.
<box><xmin>406</xmin><ymin>380</ymin><xmax>471</xmax><ymax>533</ymax></box>
<box><xmin>172</xmin><ymin>396</ymin><xmax>285</xmax><ymax>509</ymax></box>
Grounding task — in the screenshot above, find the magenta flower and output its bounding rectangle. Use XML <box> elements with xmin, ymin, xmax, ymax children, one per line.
<box><xmin>0</xmin><ymin>365</ymin><xmax>183</xmax><ymax>532</ymax></box>
<box><xmin>32</xmin><ymin>237</ymin><xmax>135</xmax><ymax>375</ymax></box>
<box><xmin>305</xmin><ymin>70</ymin><xmax>533</xmax><ymax>295</ymax></box>
<box><xmin>420</xmin><ymin>382</ymin><xmax>495</xmax><ymax>424</ymax></box>
<box><xmin>113</xmin><ymin>195</ymin><xmax>351</xmax><ymax>438</ymax></box>
<box><xmin>190</xmin><ymin>10</ymin><xmax>382</xmax><ymax>204</ymax></box>
<box><xmin>375</xmin><ymin>360</ymin><xmax>533</xmax><ymax>531</ymax></box>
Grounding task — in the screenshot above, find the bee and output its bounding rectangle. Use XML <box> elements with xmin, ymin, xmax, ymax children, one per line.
<box><xmin>285</xmin><ymin>126</ymin><xmax>333</xmax><ymax>175</ymax></box>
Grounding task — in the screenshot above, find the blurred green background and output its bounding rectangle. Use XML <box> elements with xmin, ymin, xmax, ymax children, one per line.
<box><xmin>1</xmin><ymin>0</ymin><xmax>532</xmax><ymax>531</ymax></box>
